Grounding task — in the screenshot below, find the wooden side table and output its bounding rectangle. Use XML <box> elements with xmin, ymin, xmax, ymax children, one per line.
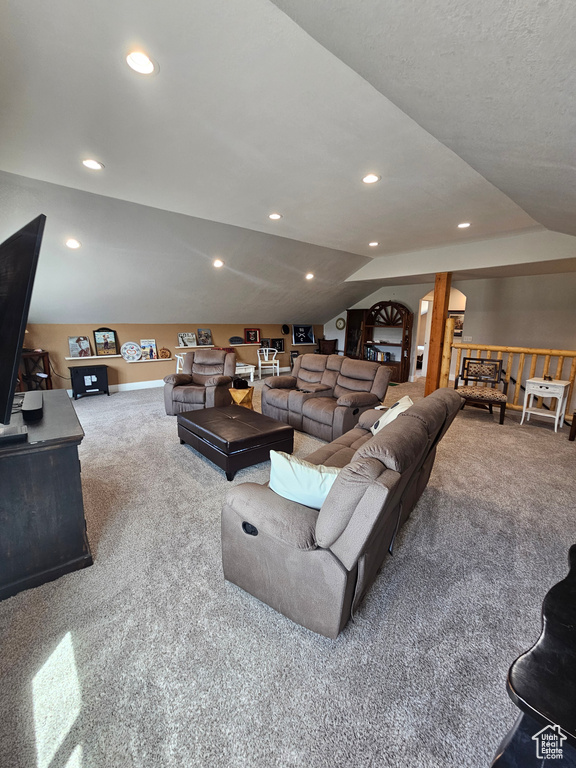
<box><xmin>229</xmin><ymin>387</ymin><xmax>254</xmax><ymax>410</ymax></box>
<box><xmin>520</xmin><ymin>377</ymin><xmax>571</xmax><ymax>433</ymax></box>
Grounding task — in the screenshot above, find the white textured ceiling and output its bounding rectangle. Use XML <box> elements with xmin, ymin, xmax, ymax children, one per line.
<box><xmin>270</xmin><ymin>0</ymin><xmax>576</xmax><ymax>237</ymax></box>
<box><xmin>0</xmin><ymin>0</ymin><xmax>573</xmax><ymax>323</ymax></box>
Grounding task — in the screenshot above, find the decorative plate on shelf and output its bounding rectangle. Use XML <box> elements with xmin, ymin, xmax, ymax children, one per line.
<box><xmin>159</xmin><ymin>347</ymin><xmax>170</xmax><ymax>359</ymax></box>
<box><xmin>121</xmin><ymin>342</ymin><xmax>142</xmax><ymax>361</ymax></box>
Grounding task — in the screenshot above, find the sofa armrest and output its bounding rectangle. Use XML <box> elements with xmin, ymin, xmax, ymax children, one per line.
<box><xmin>336</xmin><ymin>392</ymin><xmax>380</xmax><ymax>408</ymax></box>
<box><xmin>223</xmin><ymin>483</ymin><xmax>318</xmax><ymax>551</ymax></box>
<box><xmin>264</xmin><ymin>375</ymin><xmax>297</xmax><ymax>389</ymax></box>
<box><xmin>204</xmin><ymin>375</ymin><xmax>232</xmax><ymax>387</ymax></box>
<box><xmin>164</xmin><ymin>373</ymin><xmax>193</xmax><ymax>385</ymax></box>
<box><xmin>357</xmin><ymin>408</ymin><xmax>383</xmax><ymax>430</ymax></box>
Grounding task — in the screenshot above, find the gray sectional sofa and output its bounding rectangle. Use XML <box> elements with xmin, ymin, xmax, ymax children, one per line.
<box><xmin>221</xmin><ymin>387</ymin><xmax>464</xmax><ymax>638</ymax></box>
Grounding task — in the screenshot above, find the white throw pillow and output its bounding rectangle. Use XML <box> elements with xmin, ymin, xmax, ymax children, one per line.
<box><xmin>269</xmin><ymin>451</ymin><xmax>341</xmax><ymax>509</ymax></box>
<box><xmin>370</xmin><ymin>395</ymin><xmax>414</xmax><ymax>435</ymax></box>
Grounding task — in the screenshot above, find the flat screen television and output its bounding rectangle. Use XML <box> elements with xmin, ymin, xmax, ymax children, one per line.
<box><xmin>0</xmin><ymin>214</ymin><xmax>46</xmax><ymax>426</ymax></box>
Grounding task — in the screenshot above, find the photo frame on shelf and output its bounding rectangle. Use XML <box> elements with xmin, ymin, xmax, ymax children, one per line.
<box><xmin>292</xmin><ymin>325</ymin><xmax>315</xmax><ymax>345</ymax></box>
<box><xmin>244</xmin><ymin>328</ymin><xmax>260</xmax><ymax>344</ymax></box>
<box><xmin>140</xmin><ymin>339</ymin><xmax>158</xmax><ymax>360</ymax></box>
<box><xmin>93</xmin><ymin>327</ymin><xmax>119</xmax><ymax>356</ymax></box>
<box><xmin>197</xmin><ymin>329</ymin><xmax>213</xmax><ymax>346</ymax></box>
<box><xmin>260</xmin><ymin>337</ymin><xmax>271</xmax><ymax>348</ymax></box>
<box><xmin>68</xmin><ymin>335</ymin><xmax>92</xmax><ymax>357</ymax></box>
<box><xmin>271</xmin><ymin>338</ymin><xmax>285</xmax><ymax>353</ymax></box>
<box><xmin>178</xmin><ymin>332</ymin><xmax>197</xmax><ymax>347</ymax></box>
<box><xmin>447</xmin><ymin>311</ymin><xmax>465</xmax><ymax>338</ymax></box>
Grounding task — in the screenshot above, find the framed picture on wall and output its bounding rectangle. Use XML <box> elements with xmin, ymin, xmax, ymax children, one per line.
<box><xmin>93</xmin><ymin>327</ymin><xmax>119</xmax><ymax>356</ymax></box>
<box><xmin>197</xmin><ymin>329</ymin><xmax>213</xmax><ymax>346</ymax></box>
<box><xmin>448</xmin><ymin>311</ymin><xmax>465</xmax><ymax>338</ymax></box>
<box><xmin>260</xmin><ymin>337</ymin><xmax>271</xmax><ymax>348</ymax></box>
<box><xmin>68</xmin><ymin>335</ymin><xmax>92</xmax><ymax>357</ymax></box>
<box><xmin>178</xmin><ymin>332</ymin><xmax>197</xmax><ymax>347</ymax></box>
<box><xmin>292</xmin><ymin>325</ymin><xmax>315</xmax><ymax>345</ymax></box>
<box><xmin>140</xmin><ymin>339</ymin><xmax>158</xmax><ymax>360</ymax></box>
<box><xmin>244</xmin><ymin>328</ymin><xmax>260</xmax><ymax>344</ymax></box>
<box><xmin>271</xmin><ymin>338</ymin><xmax>285</xmax><ymax>353</ymax></box>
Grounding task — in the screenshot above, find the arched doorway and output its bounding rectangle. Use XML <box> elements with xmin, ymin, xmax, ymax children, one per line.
<box><xmin>412</xmin><ymin>287</ymin><xmax>467</xmax><ymax>380</ymax></box>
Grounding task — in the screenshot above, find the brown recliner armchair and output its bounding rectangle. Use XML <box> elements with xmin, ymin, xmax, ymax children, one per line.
<box><xmin>261</xmin><ymin>353</ymin><xmax>392</xmax><ymax>441</ymax></box>
<box><xmin>163</xmin><ymin>349</ymin><xmax>236</xmax><ymax>415</ymax></box>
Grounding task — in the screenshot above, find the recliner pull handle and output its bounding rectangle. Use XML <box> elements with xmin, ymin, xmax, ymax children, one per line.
<box><xmin>242</xmin><ymin>521</ymin><xmax>258</xmax><ymax>536</ymax></box>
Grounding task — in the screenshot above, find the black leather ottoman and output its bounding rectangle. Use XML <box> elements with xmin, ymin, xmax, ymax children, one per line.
<box><xmin>177</xmin><ymin>406</ymin><xmax>294</xmax><ymax>480</ymax></box>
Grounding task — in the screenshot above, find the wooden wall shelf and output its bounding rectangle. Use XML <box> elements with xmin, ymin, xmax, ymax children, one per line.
<box><xmin>65</xmin><ymin>355</ymin><xmax>122</xmax><ymax>360</ymax></box>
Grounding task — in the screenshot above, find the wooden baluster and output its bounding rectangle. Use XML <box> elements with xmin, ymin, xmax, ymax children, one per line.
<box><xmin>455</xmin><ymin>347</ymin><xmax>462</xmax><ymax>383</ymax></box>
<box><xmin>513</xmin><ymin>352</ymin><xmax>525</xmax><ymax>406</ymax></box>
<box><xmin>555</xmin><ymin>356</ymin><xmax>564</xmax><ymax>380</ymax></box>
<box><xmin>505</xmin><ymin>353</ymin><xmax>514</xmax><ymax>401</ymax></box>
<box><xmin>567</xmin><ymin>358</ymin><xmax>576</xmax><ymax>419</ymax></box>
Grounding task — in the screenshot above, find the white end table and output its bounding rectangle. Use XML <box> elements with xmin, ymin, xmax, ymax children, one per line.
<box><xmin>235</xmin><ymin>363</ymin><xmax>255</xmax><ymax>383</ymax></box>
<box><xmin>521</xmin><ymin>377</ymin><xmax>571</xmax><ymax>432</ymax></box>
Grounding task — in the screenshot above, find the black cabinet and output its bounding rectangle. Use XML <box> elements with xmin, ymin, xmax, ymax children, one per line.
<box><xmin>0</xmin><ymin>390</ymin><xmax>92</xmax><ymax>600</ymax></box>
<box><xmin>69</xmin><ymin>364</ymin><xmax>109</xmax><ymax>399</ymax></box>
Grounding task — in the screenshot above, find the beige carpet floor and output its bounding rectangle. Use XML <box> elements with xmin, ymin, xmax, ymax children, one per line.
<box><xmin>1</xmin><ymin>378</ymin><xmax>575</xmax><ymax>768</ymax></box>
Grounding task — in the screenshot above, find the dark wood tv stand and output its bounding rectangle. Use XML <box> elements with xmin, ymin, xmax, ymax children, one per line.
<box><xmin>0</xmin><ymin>389</ymin><xmax>92</xmax><ymax>600</ymax></box>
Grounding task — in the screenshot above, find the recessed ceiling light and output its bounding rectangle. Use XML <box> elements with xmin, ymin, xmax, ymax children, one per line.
<box><xmin>66</xmin><ymin>238</ymin><xmax>81</xmax><ymax>249</ymax></box>
<box><xmin>369</xmin><ymin>241</ymin><xmax>379</xmax><ymax>247</ymax></box>
<box><xmin>362</xmin><ymin>173</ymin><xmax>381</xmax><ymax>184</ymax></box>
<box><xmin>82</xmin><ymin>159</ymin><xmax>104</xmax><ymax>171</ymax></box>
<box><xmin>268</xmin><ymin>213</ymin><xmax>282</xmax><ymax>220</ymax></box>
<box><xmin>306</xmin><ymin>273</ymin><xmax>314</xmax><ymax>280</ymax></box>
<box><xmin>213</xmin><ymin>259</ymin><xmax>224</xmax><ymax>268</ymax></box>
<box><xmin>126</xmin><ymin>51</ymin><xmax>155</xmax><ymax>75</ymax></box>
<box><xmin>458</xmin><ymin>222</ymin><xmax>471</xmax><ymax>228</ymax></box>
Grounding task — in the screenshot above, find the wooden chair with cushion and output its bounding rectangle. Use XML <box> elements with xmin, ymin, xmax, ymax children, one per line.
<box><xmin>454</xmin><ymin>357</ymin><xmax>508</xmax><ymax>424</ymax></box>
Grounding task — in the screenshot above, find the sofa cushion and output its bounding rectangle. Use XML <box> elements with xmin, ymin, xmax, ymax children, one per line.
<box><xmin>315</xmin><ymin>457</ymin><xmax>387</xmax><ymax>547</ymax></box>
<box><xmin>302</xmin><ymin>397</ymin><xmax>338</xmax><ymax>426</ymax></box>
<box><xmin>333</xmin><ymin>358</ymin><xmax>380</xmax><ymax>399</ymax></box>
<box><xmin>263</xmin><ymin>387</ymin><xmax>291</xmax><ymax>411</ymax></box>
<box><xmin>370</xmin><ymin>396</ymin><xmax>414</xmax><ymax>435</ymax></box>
<box><xmin>173</xmin><ymin>385</ymin><xmax>206</xmax><ymax>404</ymax></box>
<box><xmin>398</xmin><ymin>392</ymin><xmax>448</xmax><ymax>438</ymax></box>
<box><xmin>269</xmin><ymin>451</ymin><xmax>341</xmax><ymax>510</ymax></box>
<box><xmin>304</xmin><ymin>444</ymin><xmax>358</xmax><ymax>469</ymax></box>
<box><xmin>352</xmin><ymin>415</ymin><xmax>430</xmax><ymax>473</ymax></box>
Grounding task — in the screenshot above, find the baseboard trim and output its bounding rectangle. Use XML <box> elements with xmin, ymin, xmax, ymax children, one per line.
<box><xmin>111</xmin><ymin>379</ymin><xmax>166</xmax><ymax>392</ymax></box>
<box><xmin>67</xmin><ymin>370</ymin><xmax>292</xmax><ymax>398</ymax></box>
<box><xmin>67</xmin><ymin>379</ymin><xmax>165</xmax><ymax>397</ymax></box>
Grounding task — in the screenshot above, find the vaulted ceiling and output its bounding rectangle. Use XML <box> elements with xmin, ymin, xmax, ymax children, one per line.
<box><xmin>0</xmin><ymin>0</ymin><xmax>574</xmax><ymax>323</ymax></box>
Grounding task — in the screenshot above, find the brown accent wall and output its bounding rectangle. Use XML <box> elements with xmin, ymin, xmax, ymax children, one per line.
<box><xmin>26</xmin><ymin>323</ymin><xmax>324</xmax><ymax>390</ymax></box>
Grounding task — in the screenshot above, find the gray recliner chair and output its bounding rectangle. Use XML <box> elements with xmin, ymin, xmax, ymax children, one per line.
<box><xmin>163</xmin><ymin>349</ymin><xmax>236</xmax><ymax>415</ymax></box>
<box><xmin>261</xmin><ymin>353</ymin><xmax>392</xmax><ymax>441</ymax></box>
